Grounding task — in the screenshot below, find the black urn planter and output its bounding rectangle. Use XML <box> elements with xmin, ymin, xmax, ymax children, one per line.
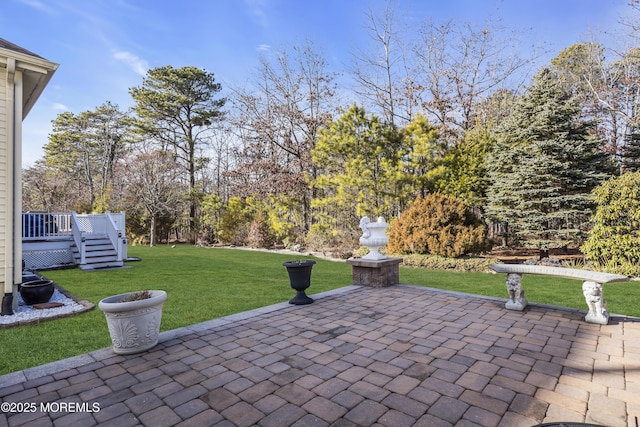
<box><xmin>20</xmin><ymin>280</ymin><xmax>55</xmax><ymax>305</ymax></box>
<box><xmin>283</xmin><ymin>260</ymin><xmax>316</xmax><ymax>305</ymax></box>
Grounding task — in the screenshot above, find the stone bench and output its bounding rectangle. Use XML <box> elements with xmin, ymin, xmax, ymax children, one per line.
<box><xmin>489</xmin><ymin>263</ymin><xmax>629</xmax><ymax>324</ymax></box>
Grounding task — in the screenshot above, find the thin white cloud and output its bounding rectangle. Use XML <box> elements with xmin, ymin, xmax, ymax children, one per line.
<box><xmin>245</xmin><ymin>0</ymin><xmax>269</xmax><ymax>27</ymax></box>
<box><xmin>52</xmin><ymin>102</ymin><xmax>68</xmax><ymax>111</ymax></box>
<box><xmin>113</xmin><ymin>50</ymin><xmax>148</xmax><ymax>76</ymax></box>
<box><xmin>257</xmin><ymin>44</ymin><xmax>271</xmax><ymax>52</ymax></box>
<box><xmin>18</xmin><ymin>0</ymin><xmax>56</xmax><ymax>14</ymax></box>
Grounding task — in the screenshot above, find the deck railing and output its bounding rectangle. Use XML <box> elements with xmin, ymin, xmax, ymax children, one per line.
<box><xmin>22</xmin><ymin>212</ymin><xmax>73</xmax><ymax>240</ymax></box>
<box><xmin>22</xmin><ymin>211</ymin><xmax>127</xmax><ymax>268</ymax></box>
<box><xmin>22</xmin><ymin>212</ymin><xmax>126</xmax><ymax>239</ymax></box>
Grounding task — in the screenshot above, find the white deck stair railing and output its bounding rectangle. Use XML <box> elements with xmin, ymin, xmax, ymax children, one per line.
<box><xmin>70</xmin><ymin>211</ymin><xmax>86</xmax><ymax>266</ymax></box>
<box><xmin>105</xmin><ymin>211</ymin><xmax>126</xmax><ymax>262</ymax></box>
<box><xmin>22</xmin><ymin>211</ymin><xmax>127</xmax><ymax>270</ymax></box>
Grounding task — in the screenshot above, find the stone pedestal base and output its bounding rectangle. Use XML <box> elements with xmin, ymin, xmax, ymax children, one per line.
<box><xmin>346</xmin><ymin>257</ymin><xmax>402</xmax><ymax>288</ymax></box>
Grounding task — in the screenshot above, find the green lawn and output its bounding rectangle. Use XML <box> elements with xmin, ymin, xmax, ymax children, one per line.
<box><xmin>0</xmin><ymin>245</ymin><xmax>638</xmax><ymax>376</ymax></box>
<box><xmin>401</xmin><ymin>267</ymin><xmax>639</xmax><ymax>316</ymax></box>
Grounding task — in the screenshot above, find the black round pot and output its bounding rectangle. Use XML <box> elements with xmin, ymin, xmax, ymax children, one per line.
<box><xmin>20</xmin><ymin>280</ymin><xmax>55</xmax><ymax>305</ymax></box>
<box><xmin>19</xmin><ymin>273</ymin><xmax>43</xmax><ymax>292</ymax></box>
<box><xmin>283</xmin><ymin>260</ymin><xmax>316</xmax><ymax>305</ymax></box>
<box><xmin>21</xmin><ymin>273</ymin><xmax>42</xmax><ymax>283</ymax></box>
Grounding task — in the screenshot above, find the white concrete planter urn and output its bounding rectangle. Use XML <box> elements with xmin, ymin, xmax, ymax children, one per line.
<box><xmin>359</xmin><ymin>216</ymin><xmax>389</xmax><ymax>260</ymax></box>
<box><xmin>98</xmin><ymin>290</ymin><xmax>167</xmax><ymax>354</ymax></box>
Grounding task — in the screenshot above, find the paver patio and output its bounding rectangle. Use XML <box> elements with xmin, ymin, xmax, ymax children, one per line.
<box><xmin>1</xmin><ymin>284</ymin><xmax>639</xmax><ymax>426</ymax></box>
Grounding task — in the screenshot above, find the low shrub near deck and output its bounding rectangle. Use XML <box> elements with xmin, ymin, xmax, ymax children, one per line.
<box><xmin>399</xmin><ymin>253</ymin><xmax>500</xmax><ymax>272</ymax></box>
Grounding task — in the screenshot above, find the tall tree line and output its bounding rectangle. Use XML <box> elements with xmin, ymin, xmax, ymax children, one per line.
<box><xmin>22</xmin><ymin>2</ymin><xmax>640</xmax><ymax>249</ymax></box>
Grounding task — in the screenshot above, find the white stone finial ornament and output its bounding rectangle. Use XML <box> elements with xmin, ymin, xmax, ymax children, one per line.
<box><xmin>359</xmin><ymin>216</ymin><xmax>389</xmax><ymax>260</ymax></box>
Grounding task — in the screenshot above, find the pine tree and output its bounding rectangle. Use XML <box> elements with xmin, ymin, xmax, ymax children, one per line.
<box><xmin>311</xmin><ymin>105</ymin><xmax>403</xmax><ymax>236</ymax></box>
<box><xmin>622</xmin><ymin>127</ymin><xmax>640</xmax><ymax>173</ymax></box>
<box><xmin>130</xmin><ymin>65</ymin><xmax>225</xmax><ymax>243</ymax></box>
<box><xmin>432</xmin><ymin>125</ymin><xmax>495</xmax><ymax>210</ymax></box>
<box><xmin>486</xmin><ymin>67</ymin><xmax>615</xmax><ymax>250</ymax></box>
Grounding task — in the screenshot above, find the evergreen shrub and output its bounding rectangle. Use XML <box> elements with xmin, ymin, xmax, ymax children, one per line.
<box><xmin>387</xmin><ymin>193</ymin><xmax>493</xmax><ymax>257</ymax></box>
<box><xmin>581</xmin><ymin>172</ymin><xmax>640</xmax><ymax>276</ymax></box>
<box><xmin>218</xmin><ymin>197</ymin><xmax>252</xmax><ymax>245</ymax></box>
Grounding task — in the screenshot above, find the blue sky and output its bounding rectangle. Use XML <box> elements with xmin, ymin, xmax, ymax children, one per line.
<box><xmin>1</xmin><ymin>0</ymin><xmax>631</xmax><ymax>166</ymax></box>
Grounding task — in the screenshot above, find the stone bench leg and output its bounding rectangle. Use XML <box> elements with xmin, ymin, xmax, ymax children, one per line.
<box><xmin>504</xmin><ymin>273</ymin><xmax>527</xmax><ymax>311</ymax></box>
<box><xmin>582</xmin><ymin>281</ymin><xmax>609</xmax><ymax>324</ymax></box>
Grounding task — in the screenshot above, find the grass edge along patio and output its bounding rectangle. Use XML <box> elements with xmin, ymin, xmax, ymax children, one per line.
<box><xmin>1</xmin><ymin>244</ymin><xmax>639</xmax><ymax>376</ymax></box>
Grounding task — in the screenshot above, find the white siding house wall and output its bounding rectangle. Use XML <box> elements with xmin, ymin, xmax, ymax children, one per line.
<box><xmin>0</xmin><ymin>66</ymin><xmax>9</xmax><ymax>299</ymax></box>
<box><xmin>0</xmin><ymin>40</ymin><xmax>57</xmax><ymax>315</ymax></box>
<box><xmin>0</xmin><ymin>74</ymin><xmax>6</xmax><ymax>279</ymax></box>
<box><xmin>0</xmin><ymin>62</ymin><xmax>20</xmax><ymax>311</ymax></box>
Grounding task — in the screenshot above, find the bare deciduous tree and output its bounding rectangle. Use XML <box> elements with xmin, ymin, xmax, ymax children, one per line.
<box><xmin>22</xmin><ymin>161</ymin><xmax>81</xmax><ymax>212</ymax></box>
<box><xmin>351</xmin><ymin>1</ymin><xmax>421</xmax><ymax>127</ymax></box>
<box><xmin>552</xmin><ymin>41</ymin><xmax>640</xmax><ymax>162</ymax></box>
<box><xmin>228</xmin><ymin>41</ymin><xmax>338</xmax><ymax>233</ymax></box>
<box><xmin>121</xmin><ymin>150</ymin><xmax>185</xmax><ymax>246</ymax></box>
<box><xmin>414</xmin><ymin>18</ymin><xmax>537</xmax><ymax>139</ymax></box>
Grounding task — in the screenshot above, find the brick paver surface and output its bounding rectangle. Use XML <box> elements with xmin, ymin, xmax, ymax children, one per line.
<box><xmin>1</xmin><ymin>284</ymin><xmax>639</xmax><ymax>426</ymax></box>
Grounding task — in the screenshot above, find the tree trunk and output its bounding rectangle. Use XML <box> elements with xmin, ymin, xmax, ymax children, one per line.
<box><xmin>150</xmin><ymin>215</ymin><xmax>157</xmax><ymax>246</ymax></box>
